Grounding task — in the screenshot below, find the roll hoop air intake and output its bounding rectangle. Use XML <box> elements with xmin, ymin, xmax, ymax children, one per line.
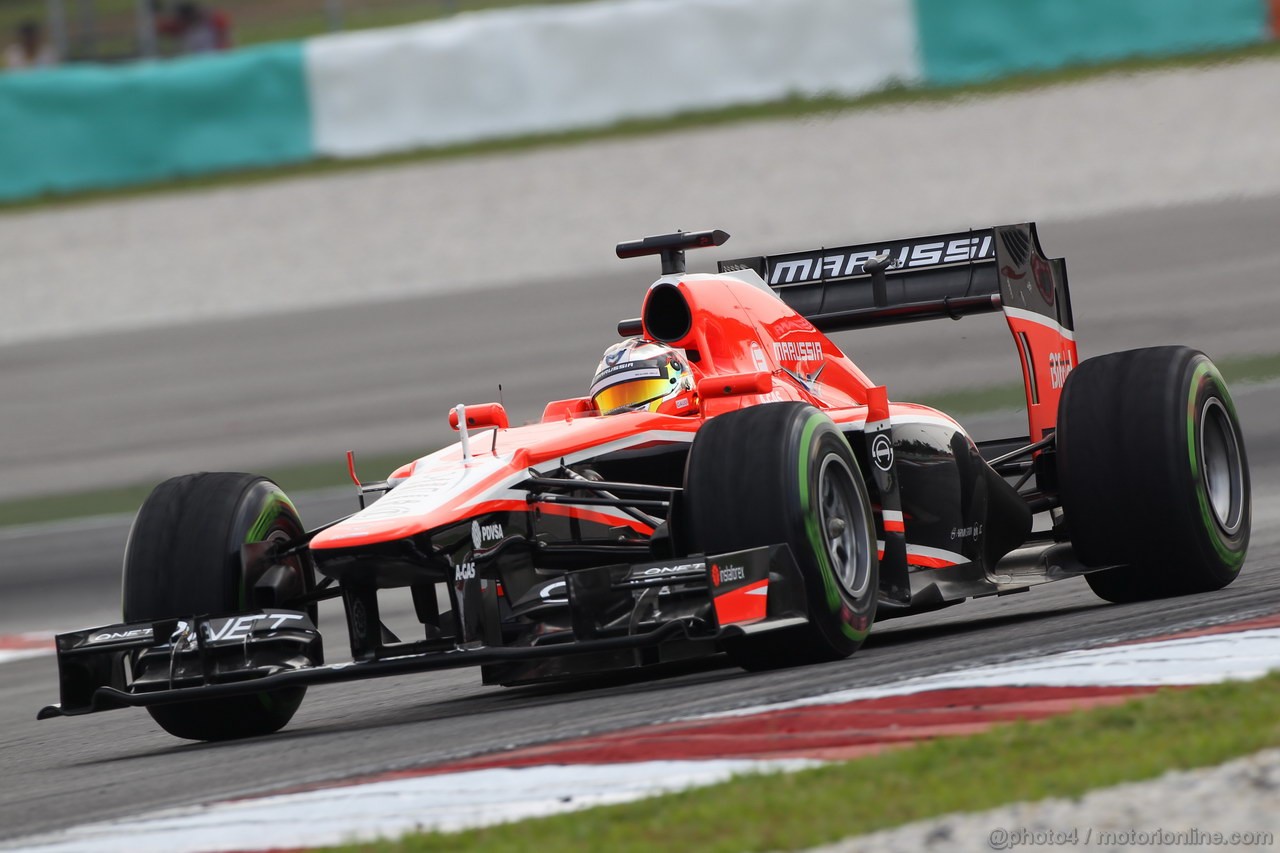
<box><xmin>615</xmin><ymin>229</ymin><xmax>729</xmax><ymax>343</ymax></box>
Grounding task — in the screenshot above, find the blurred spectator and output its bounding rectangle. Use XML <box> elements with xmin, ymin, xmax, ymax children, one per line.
<box><xmin>4</xmin><ymin>20</ymin><xmax>57</xmax><ymax>70</ymax></box>
<box><xmin>156</xmin><ymin>2</ymin><xmax>233</xmax><ymax>55</ymax></box>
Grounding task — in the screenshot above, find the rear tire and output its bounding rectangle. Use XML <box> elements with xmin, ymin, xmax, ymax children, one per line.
<box><xmin>684</xmin><ymin>403</ymin><xmax>878</xmax><ymax>669</ymax></box>
<box><xmin>123</xmin><ymin>473</ymin><xmax>313</xmax><ymax>740</ymax></box>
<box><xmin>1056</xmin><ymin>347</ymin><xmax>1250</xmax><ymax>603</ymax></box>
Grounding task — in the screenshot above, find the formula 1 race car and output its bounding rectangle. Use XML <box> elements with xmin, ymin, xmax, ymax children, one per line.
<box><xmin>40</xmin><ymin>223</ymin><xmax>1251</xmax><ymax>741</ymax></box>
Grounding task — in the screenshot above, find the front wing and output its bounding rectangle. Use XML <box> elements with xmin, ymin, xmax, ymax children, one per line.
<box><xmin>39</xmin><ymin>544</ymin><xmax>807</xmax><ymax>719</ymax></box>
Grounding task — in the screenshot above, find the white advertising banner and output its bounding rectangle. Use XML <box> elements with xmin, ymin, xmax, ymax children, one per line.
<box><xmin>307</xmin><ymin>0</ymin><xmax>921</xmax><ymax>157</ymax></box>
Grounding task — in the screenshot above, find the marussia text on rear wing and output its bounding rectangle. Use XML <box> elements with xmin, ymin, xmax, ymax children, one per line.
<box><xmin>720</xmin><ymin>223</ymin><xmax>1078</xmax><ymax>441</ymax></box>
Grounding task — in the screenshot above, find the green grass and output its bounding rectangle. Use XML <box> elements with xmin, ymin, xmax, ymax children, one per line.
<box><xmin>5</xmin><ymin>38</ymin><xmax>1280</xmax><ymax>214</ymax></box>
<box><xmin>5</xmin><ymin>349</ymin><xmax>1280</xmax><ymax>529</ymax></box>
<box><xmin>326</xmin><ymin>673</ymin><xmax>1280</xmax><ymax>852</ymax></box>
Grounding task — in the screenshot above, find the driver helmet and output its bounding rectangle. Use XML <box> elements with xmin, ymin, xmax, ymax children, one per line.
<box><xmin>590</xmin><ymin>338</ymin><xmax>697</xmax><ymax>415</ymax></box>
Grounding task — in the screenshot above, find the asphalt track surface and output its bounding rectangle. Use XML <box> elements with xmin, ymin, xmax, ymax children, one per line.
<box><xmin>2</xmin><ymin>197</ymin><xmax>1280</xmax><ymax>843</ymax></box>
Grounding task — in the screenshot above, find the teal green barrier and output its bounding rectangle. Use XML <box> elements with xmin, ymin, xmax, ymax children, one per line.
<box><xmin>0</xmin><ymin>42</ymin><xmax>312</xmax><ymax>201</ymax></box>
<box><xmin>917</xmin><ymin>0</ymin><xmax>1268</xmax><ymax>86</ymax></box>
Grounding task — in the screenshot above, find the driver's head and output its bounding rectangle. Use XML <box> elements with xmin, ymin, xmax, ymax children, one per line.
<box><xmin>591</xmin><ymin>338</ymin><xmax>697</xmax><ymax>415</ymax></box>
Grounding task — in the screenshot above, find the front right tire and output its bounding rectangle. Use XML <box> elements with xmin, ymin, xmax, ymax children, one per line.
<box><xmin>683</xmin><ymin>402</ymin><xmax>879</xmax><ymax>669</ymax></box>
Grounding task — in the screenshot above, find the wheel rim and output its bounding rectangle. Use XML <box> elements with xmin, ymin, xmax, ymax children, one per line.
<box><xmin>1199</xmin><ymin>397</ymin><xmax>1244</xmax><ymax>535</ymax></box>
<box><xmin>817</xmin><ymin>454</ymin><xmax>873</xmax><ymax>598</ymax></box>
<box><xmin>242</xmin><ymin>513</ymin><xmax>310</xmax><ymax>612</ymax></box>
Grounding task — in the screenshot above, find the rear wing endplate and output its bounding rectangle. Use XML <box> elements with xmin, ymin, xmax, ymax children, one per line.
<box><xmin>720</xmin><ymin>223</ymin><xmax>1077</xmax><ymax>441</ymax></box>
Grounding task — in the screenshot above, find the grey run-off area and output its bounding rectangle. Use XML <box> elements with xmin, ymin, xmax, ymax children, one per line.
<box><xmin>3</xmin><ymin>58</ymin><xmax>1280</xmax><ymax>500</ymax></box>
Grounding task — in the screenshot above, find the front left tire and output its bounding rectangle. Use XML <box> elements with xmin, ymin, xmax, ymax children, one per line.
<box><xmin>123</xmin><ymin>472</ymin><xmax>313</xmax><ymax>740</ymax></box>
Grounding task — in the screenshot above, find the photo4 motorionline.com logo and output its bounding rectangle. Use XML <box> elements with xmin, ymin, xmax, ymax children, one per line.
<box><xmin>987</xmin><ymin>827</ymin><xmax>1274</xmax><ymax>850</ymax></box>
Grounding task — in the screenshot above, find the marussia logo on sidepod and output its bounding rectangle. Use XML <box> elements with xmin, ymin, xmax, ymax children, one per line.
<box><xmin>773</xmin><ymin>340</ymin><xmax>823</xmax><ymax>363</ymax></box>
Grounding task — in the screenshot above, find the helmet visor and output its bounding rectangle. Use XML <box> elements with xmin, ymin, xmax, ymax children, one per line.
<box><xmin>592</xmin><ymin>375</ymin><xmax>673</xmax><ymax>414</ymax></box>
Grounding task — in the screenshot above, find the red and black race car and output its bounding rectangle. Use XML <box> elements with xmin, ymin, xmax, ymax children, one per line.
<box><xmin>40</xmin><ymin>223</ymin><xmax>1250</xmax><ymax>741</ymax></box>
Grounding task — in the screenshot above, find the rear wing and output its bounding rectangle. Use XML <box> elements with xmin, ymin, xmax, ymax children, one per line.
<box><xmin>719</xmin><ymin>223</ymin><xmax>1077</xmax><ymax>441</ymax></box>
